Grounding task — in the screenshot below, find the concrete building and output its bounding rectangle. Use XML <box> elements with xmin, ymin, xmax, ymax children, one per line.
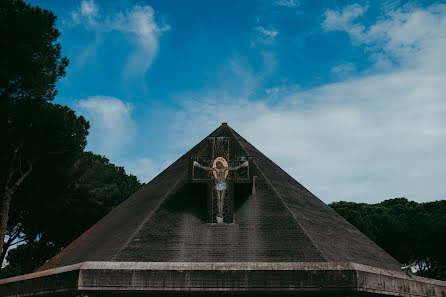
<box><xmin>1</xmin><ymin>123</ymin><xmax>445</xmax><ymax>296</ymax></box>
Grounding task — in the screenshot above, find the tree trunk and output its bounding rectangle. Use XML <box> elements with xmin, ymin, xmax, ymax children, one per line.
<box><xmin>0</xmin><ymin>227</ymin><xmax>22</xmax><ymax>268</ymax></box>
<box><xmin>0</xmin><ymin>192</ymin><xmax>13</xmax><ymax>267</ymax></box>
<box><xmin>0</xmin><ymin>242</ymin><xmax>8</xmax><ymax>268</ymax></box>
<box><xmin>0</xmin><ymin>161</ymin><xmax>33</xmax><ymax>263</ymax></box>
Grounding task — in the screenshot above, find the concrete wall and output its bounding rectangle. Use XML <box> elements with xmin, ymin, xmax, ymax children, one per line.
<box><xmin>1</xmin><ymin>262</ymin><xmax>446</xmax><ymax>297</ymax></box>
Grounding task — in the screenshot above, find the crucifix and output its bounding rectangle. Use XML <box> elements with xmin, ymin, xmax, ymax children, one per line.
<box><xmin>194</xmin><ymin>158</ymin><xmax>248</xmax><ymax>223</ymax></box>
<box><xmin>190</xmin><ymin>136</ymin><xmax>252</xmax><ymax>223</ymax></box>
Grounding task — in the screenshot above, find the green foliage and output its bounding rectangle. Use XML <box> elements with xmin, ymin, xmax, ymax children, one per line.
<box><xmin>5</xmin><ymin>99</ymin><xmax>89</xmax><ymax>165</ymax></box>
<box><xmin>0</xmin><ymin>0</ymin><xmax>72</xmax><ymax>262</ymax></box>
<box><xmin>330</xmin><ymin>198</ymin><xmax>446</xmax><ymax>280</ymax></box>
<box><xmin>0</xmin><ymin>0</ymin><xmax>141</xmax><ymax>279</ymax></box>
<box><xmin>0</xmin><ymin>0</ymin><xmax>76</xmax><ymax>182</ymax></box>
<box><xmin>0</xmin><ymin>100</ymin><xmax>90</xmax><ymax>274</ymax></box>
<box><xmin>0</xmin><ymin>241</ymin><xmax>60</xmax><ymax>279</ymax></box>
<box><xmin>0</xmin><ymin>0</ymin><xmax>68</xmax><ymax>102</ymax></box>
<box><xmin>36</xmin><ymin>151</ymin><xmax>142</xmax><ymax>247</ymax></box>
<box><xmin>1</xmin><ymin>151</ymin><xmax>141</xmax><ymax>278</ymax></box>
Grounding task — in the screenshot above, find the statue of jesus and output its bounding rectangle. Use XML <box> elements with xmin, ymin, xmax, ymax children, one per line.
<box><xmin>193</xmin><ymin>158</ymin><xmax>248</xmax><ymax>223</ymax></box>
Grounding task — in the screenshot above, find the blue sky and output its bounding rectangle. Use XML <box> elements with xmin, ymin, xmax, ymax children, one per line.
<box><xmin>28</xmin><ymin>0</ymin><xmax>446</xmax><ymax>203</ymax></box>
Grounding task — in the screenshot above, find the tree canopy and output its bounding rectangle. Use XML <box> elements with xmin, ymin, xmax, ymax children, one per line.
<box><xmin>0</xmin><ymin>0</ymin><xmax>68</xmax><ymax>102</ymax></box>
<box><xmin>1</xmin><ymin>151</ymin><xmax>141</xmax><ymax>278</ymax></box>
<box><xmin>330</xmin><ymin>198</ymin><xmax>446</xmax><ymax>281</ymax></box>
<box><xmin>0</xmin><ymin>0</ymin><xmax>141</xmax><ymax>278</ymax></box>
<box><xmin>0</xmin><ymin>0</ymin><xmax>72</xmax><ymax>258</ymax></box>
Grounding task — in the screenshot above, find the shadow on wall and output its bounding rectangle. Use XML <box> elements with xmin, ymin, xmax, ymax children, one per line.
<box><xmin>234</xmin><ymin>183</ymin><xmax>252</xmax><ymax>223</ymax></box>
<box><xmin>161</xmin><ymin>182</ymin><xmax>253</xmax><ymax>224</ymax></box>
<box><xmin>162</xmin><ymin>183</ymin><xmax>207</xmax><ymax>222</ymax></box>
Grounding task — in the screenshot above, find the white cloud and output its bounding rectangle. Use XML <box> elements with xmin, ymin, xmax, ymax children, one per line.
<box><xmin>265</xmin><ymin>87</ymin><xmax>281</xmax><ymax>94</ymax></box>
<box><xmin>331</xmin><ymin>62</ymin><xmax>356</xmax><ymax>78</ymax></box>
<box><xmin>323</xmin><ymin>3</ymin><xmax>446</xmax><ymax>69</ymax></box>
<box><xmin>77</xmin><ymin>96</ymin><xmax>136</xmax><ymax>157</ymax></box>
<box><xmin>252</xmin><ymin>26</ymin><xmax>279</xmax><ymax>47</ymax></box>
<box><xmin>80</xmin><ymin>0</ymin><xmax>98</xmax><ymax>18</ymax></box>
<box><xmin>208</xmin><ymin>52</ymin><xmax>277</xmax><ymax>98</ymax></box>
<box><xmin>120</xmin><ymin>158</ymin><xmax>159</xmax><ymax>184</ymax></box>
<box><xmin>71</xmin><ymin>0</ymin><xmax>99</xmax><ymax>28</ymax></box>
<box><xmin>163</xmin><ymin>4</ymin><xmax>446</xmax><ymax>203</ymax></box>
<box><xmin>322</xmin><ymin>4</ymin><xmax>367</xmax><ymax>41</ymax></box>
<box><xmin>70</xmin><ymin>0</ymin><xmax>169</xmax><ymax>82</ymax></box>
<box><xmin>276</xmin><ymin>0</ymin><xmax>300</xmax><ymax>8</ymax></box>
<box><xmin>108</xmin><ymin>5</ymin><xmax>170</xmax><ymax>82</ymax></box>
<box><xmin>121</xmin><ymin>156</ymin><xmax>175</xmax><ymax>183</ymax></box>
<box><xmin>255</xmin><ymin>26</ymin><xmax>278</xmax><ymax>38</ymax></box>
<box><xmin>170</xmin><ymin>66</ymin><xmax>446</xmax><ymax>204</ymax></box>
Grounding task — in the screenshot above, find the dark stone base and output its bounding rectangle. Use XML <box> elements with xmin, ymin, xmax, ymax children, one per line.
<box><xmin>1</xmin><ymin>262</ymin><xmax>445</xmax><ymax>297</ymax></box>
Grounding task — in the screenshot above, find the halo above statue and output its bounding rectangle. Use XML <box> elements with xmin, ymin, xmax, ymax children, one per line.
<box><xmin>212</xmin><ymin>157</ymin><xmax>228</xmax><ymax>179</ymax></box>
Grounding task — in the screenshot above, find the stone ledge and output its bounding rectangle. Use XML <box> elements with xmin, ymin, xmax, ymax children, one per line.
<box><xmin>0</xmin><ymin>262</ymin><xmax>445</xmax><ymax>297</ymax></box>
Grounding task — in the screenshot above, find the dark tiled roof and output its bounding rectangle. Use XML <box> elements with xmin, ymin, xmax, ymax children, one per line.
<box><xmin>38</xmin><ymin>124</ymin><xmax>400</xmax><ymax>272</ymax></box>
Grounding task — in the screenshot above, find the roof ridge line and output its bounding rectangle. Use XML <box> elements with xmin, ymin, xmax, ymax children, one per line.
<box><xmin>142</xmin><ymin>126</ymin><xmax>223</xmax><ymax>185</ymax></box>
<box><xmin>227</xmin><ymin>126</ymin><xmax>327</xmax><ymax>262</ymax></box>
<box><xmin>111</xmin><ymin>175</ymin><xmax>187</xmax><ymax>261</ymax></box>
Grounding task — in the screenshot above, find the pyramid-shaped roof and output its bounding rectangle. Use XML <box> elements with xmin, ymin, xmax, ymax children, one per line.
<box><xmin>3</xmin><ymin>123</ymin><xmax>446</xmax><ymax>297</ymax></box>
<box><xmin>38</xmin><ymin>123</ymin><xmax>400</xmax><ymax>272</ymax></box>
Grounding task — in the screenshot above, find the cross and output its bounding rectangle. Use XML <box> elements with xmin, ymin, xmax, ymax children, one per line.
<box><xmin>190</xmin><ymin>136</ymin><xmax>252</xmax><ymax>223</ymax></box>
